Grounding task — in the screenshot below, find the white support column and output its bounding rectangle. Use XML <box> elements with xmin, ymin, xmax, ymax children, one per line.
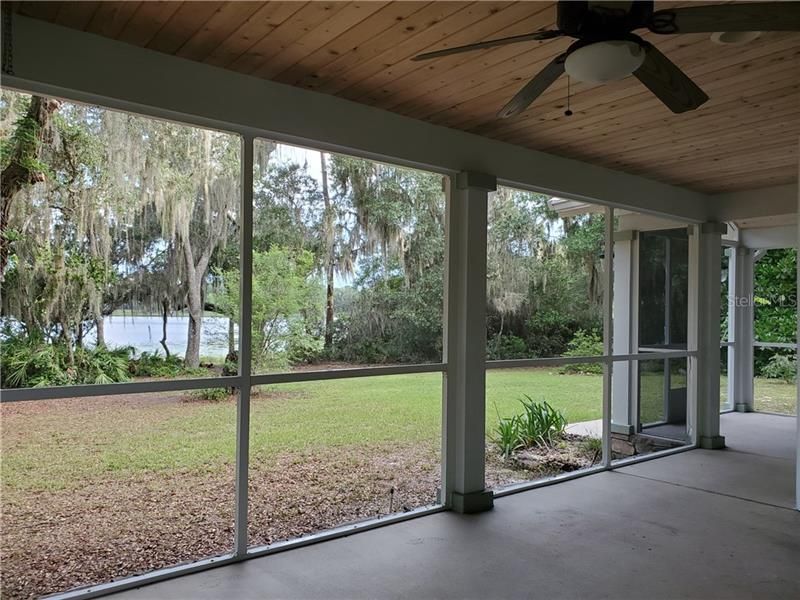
<box><xmin>688</xmin><ymin>222</ymin><xmax>727</xmax><ymax>449</ymax></box>
<box><xmin>602</xmin><ymin>207</ymin><xmax>614</xmax><ymax>467</ymax></box>
<box><xmin>234</xmin><ymin>135</ymin><xmax>254</xmax><ymax>555</ymax></box>
<box><xmin>611</xmin><ymin>230</ymin><xmax>638</xmax><ymax>433</ymax></box>
<box><xmin>442</xmin><ymin>171</ymin><xmax>495</xmax><ymax>514</ymax></box>
<box><xmin>729</xmin><ymin>247</ymin><xmax>755</xmax><ymax>412</ymax></box>
<box><xmin>795</xmin><ymin>150</ymin><xmax>799</xmax><ymax>512</ymax></box>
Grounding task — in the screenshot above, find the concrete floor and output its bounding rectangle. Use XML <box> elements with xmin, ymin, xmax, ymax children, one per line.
<box><xmin>114</xmin><ymin>413</ymin><xmax>799</xmax><ymax>600</ymax></box>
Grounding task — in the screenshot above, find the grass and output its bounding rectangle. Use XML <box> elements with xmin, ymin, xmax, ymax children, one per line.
<box><xmin>752</xmin><ymin>377</ymin><xmax>797</xmax><ymax>414</ymax></box>
<box><xmin>2</xmin><ymin>367</ymin><xmax>795</xmax><ymax>599</ymax></box>
<box><xmin>1</xmin><ymin>368</ymin><xmax>795</xmax><ymax>493</ymax></box>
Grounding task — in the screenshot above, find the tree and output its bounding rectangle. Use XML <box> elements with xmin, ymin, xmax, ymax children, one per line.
<box><xmin>214</xmin><ymin>247</ymin><xmax>323</xmax><ymax>369</ymax></box>
<box><xmin>0</xmin><ymin>95</ymin><xmax>61</xmax><ymax>280</ymax></box>
<box><xmin>1</xmin><ymin>92</ymin><xmax>117</xmax><ymax>357</ymax></box>
<box><xmin>2</xmin><ymin>91</ymin><xmax>244</xmax><ymax>369</ymax></box>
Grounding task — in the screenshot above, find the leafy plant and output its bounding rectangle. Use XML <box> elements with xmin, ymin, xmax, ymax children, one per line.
<box><xmin>761</xmin><ymin>353</ymin><xmax>797</xmax><ymax>383</ymax></box>
<box><xmin>128</xmin><ymin>351</ymin><xmax>186</xmax><ymax>378</ymax></box>
<box><xmin>581</xmin><ymin>436</ymin><xmax>602</xmax><ymax>452</ymax></box>
<box><xmin>0</xmin><ymin>334</ymin><xmax>131</xmax><ymax>388</ymax></box>
<box><xmin>491</xmin><ymin>396</ymin><xmax>568</xmax><ymax>458</ymax></box>
<box><xmin>487</xmin><ymin>334</ymin><xmax>528</xmax><ymax>360</ymax></box>
<box><xmin>491</xmin><ymin>403</ymin><xmax>523</xmax><ymax>458</ymax></box>
<box><xmin>560</xmin><ymin>329</ymin><xmax>603</xmax><ymax>374</ymax></box>
<box><xmin>516</xmin><ymin>395</ymin><xmax>568</xmax><ymax>447</ymax></box>
<box><xmin>188</xmin><ymin>387</ymin><xmax>231</xmax><ymax>402</ymax></box>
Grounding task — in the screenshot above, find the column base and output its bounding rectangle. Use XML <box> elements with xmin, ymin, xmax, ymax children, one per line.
<box><xmin>451</xmin><ymin>490</ymin><xmax>494</xmax><ymax>514</ymax></box>
<box><xmin>699</xmin><ymin>435</ymin><xmax>726</xmax><ymax>449</ymax></box>
<box><xmin>611</xmin><ymin>423</ymin><xmax>636</xmax><ymax>435</ymax></box>
<box><xmin>734</xmin><ymin>403</ymin><xmax>754</xmax><ymax>413</ymax></box>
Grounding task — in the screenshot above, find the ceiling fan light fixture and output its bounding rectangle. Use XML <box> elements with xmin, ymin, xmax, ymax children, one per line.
<box><xmin>564</xmin><ymin>40</ymin><xmax>645</xmax><ymax>84</ymax></box>
<box><xmin>710</xmin><ymin>31</ymin><xmax>761</xmax><ymax>45</ymax></box>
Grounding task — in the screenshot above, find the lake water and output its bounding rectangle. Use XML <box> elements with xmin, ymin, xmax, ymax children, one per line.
<box><xmin>89</xmin><ymin>315</ymin><xmax>238</xmax><ymax>360</ymax></box>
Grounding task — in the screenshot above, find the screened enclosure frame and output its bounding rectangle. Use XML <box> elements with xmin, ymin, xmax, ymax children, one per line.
<box><xmin>0</xmin><ymin>85</ymin><xmax>714</xmax><ymax>600</ymax></box>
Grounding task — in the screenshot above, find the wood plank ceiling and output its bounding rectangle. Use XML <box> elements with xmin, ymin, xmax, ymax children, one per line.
<box><xmin>13</xmin><ymin>1</ymin><xmax>800</xmax><ymax>194</ymax></box>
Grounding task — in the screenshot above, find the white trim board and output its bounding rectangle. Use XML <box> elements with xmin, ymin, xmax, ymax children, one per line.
<box><xmin>710</xmin><ymin>184</ymin><xmax>799</xmax><ymax>222</ymax></box>
<box><xmin>3</xmin><ymin>15</ymin><xmax>713</xmax><ymax>222</ymax></box>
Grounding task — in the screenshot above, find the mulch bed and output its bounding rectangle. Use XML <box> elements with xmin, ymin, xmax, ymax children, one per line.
<box><xmin>1</xmin><ymin>445</ymin><xmax>442</xmax><ymax>599</ymax></box>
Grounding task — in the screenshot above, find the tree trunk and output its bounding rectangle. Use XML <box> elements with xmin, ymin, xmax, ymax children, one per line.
<box><xmin>495</xmin><ymin>312</ymin><xmax>505</xmax><ymax>357</ymax></box>
<box><xmin>60</xmin><ymin>320</ymin><xmax>74</xmax><ymax>365</ymax></box>
<box><xmin>325</xmin><ymin>262</ymin><xmax>335</xmax><ymax>348</ymax></box>
<box><xmin>160</xmin><ymin>299</ymin><xmax>170</xmax><ymax>358</ymax></box>
<box><xmin>0</xmin><ymin>96</ymin><xmax>60</xmax><ymax>280</ymax></box>
<box><xmin>95</xmin><ymin>317</ymin><xmax>105</xmax><ymax>347</ymax></box>
<box><xmin>185</xmin><ymin>309</ymin><xmax>202</xmax><ymax>368</ymax></box>
<box><xmin>185</xmin><ymin>283</ymin><xmax>203</xmax><ymax>368</ymax></box>
<box><xmin>320</xmin><ymin>152</ymin><xmax>336</xmax><ymax>349</ymax></box>
<box><xmin>228</xmin><ymin>317</ymin><xmax>235</xmax><ymax>356</ymax></box>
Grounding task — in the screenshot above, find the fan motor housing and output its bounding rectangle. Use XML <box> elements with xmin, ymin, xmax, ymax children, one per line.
<box><xmin>558</xmin><ymin>1</ymin><xmax>655</xmax><ymax>40</ymax></box>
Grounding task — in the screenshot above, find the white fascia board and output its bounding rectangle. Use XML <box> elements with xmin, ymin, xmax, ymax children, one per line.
<box><xmin>740</xmin><ymin>225</ymin><xmax>798</xmax><ymax>249</ymax></box>
<box><xmin>709</xmin><ymin>183</ymin><xmax>799</xmax><ymax>221</ymax></box>
<box><xmin>4</xmin><ymin>15</ymin><xmax>709</xmax><ymax>222</ymax></box>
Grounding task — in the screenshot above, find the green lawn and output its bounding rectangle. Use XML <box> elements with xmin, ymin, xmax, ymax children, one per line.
<box><xmin>1</xmin><ymin>368</ymin><xmax>795</xmax><ymax>493</ymax></box>
<box><xmin>752</xmin><ymin>377</ymin><xmax>797</xmax><ymax>414</ymax></box>
<box><xmin>1</xmin><ymin>369</ymin><xmax>601</xmax><ymax>492</ymax></box>
<box><xmin>2</xmin><ymin>367</ymin><xmax>795</xmax><ymax>598</ymax></box>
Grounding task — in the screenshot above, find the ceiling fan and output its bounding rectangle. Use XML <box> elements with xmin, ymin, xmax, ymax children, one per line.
<box><xmin>412</xmin><ymin>1</ymin><xmax>800</xmax><ymax>117</ymax></box>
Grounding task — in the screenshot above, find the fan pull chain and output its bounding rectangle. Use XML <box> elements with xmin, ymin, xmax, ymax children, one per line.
<box><xmin>1</xmin><ymin>3</ymin><xmax>13</xmax><ymax>76</ymax></box>
<box><xmin>564</xmin><ymin>76</ymin><xmax>573</xmax><ymax>117</ymax></box>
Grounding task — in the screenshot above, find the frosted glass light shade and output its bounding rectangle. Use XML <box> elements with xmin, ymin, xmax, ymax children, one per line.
<box><xmin>565</xmin><ymin>40</ymin><xmax>646</xmax><ymax>84</ymax></box>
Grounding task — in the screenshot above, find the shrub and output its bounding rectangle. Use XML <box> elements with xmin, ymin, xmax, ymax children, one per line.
<box><xmin>491</xmin><ymin>396</ymin><xmax>568</xmax><ymax>458</ymax></box>
<box><xmin>0</xmin><ymin>335</ymin><xmax>131</xmax><ymax>388</ymax></box>
<box><xmin>526</xmin><ymin>311</ymin><xmax>579</xmax><ymax>358</ymax></box>
<box><xmin>188</xmin><ymin>387</ymin><xmax>231</xmax><ymax>402</ymax></box>
<box><xmin>560</xmin><ymin>329</ymin><xmax>603</xmax><ymax>375</ymax></box>
<box><xmin>761</xmin><ymin>353</ymin><xmax>797</xmax><ymax>383</ymax></box>
<box><xmin>74</xmin><ymin>345</ymin><xmax>132</xmax><ymax>385</ymax></box>
<box><xmin>487</xmin><ymin>334</ymin><xmax>528</xmax><ymax>360</ymax></box>
<box><xmin>128</xmin><ymin>351</ymin><xmax>185</xmax><ymax>378</ymax></box>
<box><xmin>287</xmin><ymin>333</ymin><xmax>324</xmax><ymax>365</ymax></box>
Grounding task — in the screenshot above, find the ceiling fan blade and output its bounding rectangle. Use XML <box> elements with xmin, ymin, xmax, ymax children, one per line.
<box><xmin>634</xmin><ymin>42</ymin><xmax>709</xmax><ymax>114</ymax></box>
<box><xmin>648</xmin><ymin>2</ymin><xmax>800</xmax><ymax>34</ymax></box>
<box><xmin>497</xmin><ymin>53</ymin><xmax>567</xmax><ymax>119</ymax></box>
<box><xmin>412</xmin><ymin>30</ymin><xmax>563</xmax><ymax>61</ymax></box>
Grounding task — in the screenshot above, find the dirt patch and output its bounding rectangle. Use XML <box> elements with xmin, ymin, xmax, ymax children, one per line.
<box><xmin>486</xmin><ymin>435</ymin><xmax>600</xmax><ymax>488</ymax></box>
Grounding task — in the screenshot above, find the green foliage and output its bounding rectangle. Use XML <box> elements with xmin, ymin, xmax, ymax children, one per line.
<box><xmin>580</xmin><ymin>436</ymin><xmax>602</xmax><ymax>455</ymax></box>
<box><xmin>754</xmin><ymin>249</ymin><xmax>797</xmax><ymax>342</ymax></box>
<box><xmin>560</xmin><ymin>329</ymin><xmax>603</xmax><ymax>374</ymax></box>
<box><xmin>493</xmin><ymin>412</ymin><xmax>523</xmax><ymax>459</ymax></box>
<box><xmin>214</xmin><ymin>247</ymin><xmax>323</xmax><ymax>370</ymax></box>
<box><xmin>187</xmin><ymin>387</ymin><xmax>231</xmax><ymax>402</ymax></box>
<box><xmin>751</xmin><ymin>249</ymin><xmax>797</xmax><ymax>376</ymax></box>
<box><xmin>487</xmin><ymin>334</ymin><xmax>528</xmax><ymax>360</ymax></box>
<box><xmin>525</xmin><ymin>311</ymin><xmax>575</xmax><ymax>357</ymax></box>
<box><xmin>0</xmin><ymin>98</ymin><xmax>51</xmax><ymax>176</ymax></box>
<box><xmin>0</xmin><ymin>334</ymin><xmax>131</xmax><ymax>388</ymax></box>
<box><xmin>517</xmin><ymin>396</ymin><xmax>568</xmax><ymax>447</ymax></box>
<box><xmin>761</xmin><ymin>353</ymin><xmax>797</xmax><ymax>384</ymax></box>
<box><xmin>1</xmin><ymin>90</ymin><xmax>611</xmax><ymax>375</ymax></box>
<box><xmin>491</xmin><ymin>395</ymin><xmax>568</xmax><ymax>457</ymax></box>
<box><xmin>128</xmin><ymin>351</ymin><xmax>185</xmax><ymax>378</ymax></box>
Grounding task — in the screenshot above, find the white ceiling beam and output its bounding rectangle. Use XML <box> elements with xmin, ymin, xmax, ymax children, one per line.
<box><xmin>708</xmin><ymin>183</ymin><xmax>798</xmax><ymax>221</ymax></box>
<box><xmin>3</xmin><ymin>16</ymin><xmax>711</xmax><ymax>222</ymax></box>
